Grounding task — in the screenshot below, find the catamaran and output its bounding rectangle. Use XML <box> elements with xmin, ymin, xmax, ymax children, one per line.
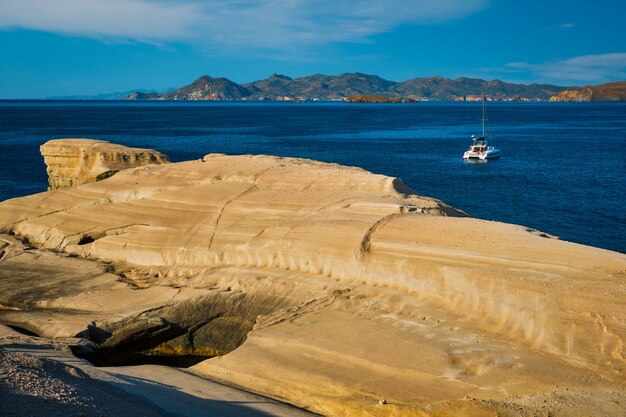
<box><xmin>463</xmin><ymin>95</ymin><xmax>501</xmax><ymax>160</ymax></box>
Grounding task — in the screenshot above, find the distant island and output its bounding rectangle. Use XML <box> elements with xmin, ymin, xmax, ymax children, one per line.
<box><xmin>47</xmin><ymin>74</ymin><xmax>625</xmax><ymax>102</ymax></box>
<box><xmin>123</xmin><ymin>73</ymin><xmax>568</xmax><ymax>102</ymax></box>
<box><xmin>549</xmin><ymin>81</ymin><xmax>626</xmax><ymax>102</ymax></box>
<box><xmin>49</xmin><ymin>88</ymin><xmax>175</xmax><ymax>101</ymax></box>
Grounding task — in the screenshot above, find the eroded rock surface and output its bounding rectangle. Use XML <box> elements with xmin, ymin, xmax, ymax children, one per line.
<box><xmin>0</xmin><ymin>146</ymin><xmax>625</xmax><ymax>417</ymax></box>
<box><xmin>40</xmin><ymin>139</ymin><xmax>169</xmax><ymax>189</ymax></box>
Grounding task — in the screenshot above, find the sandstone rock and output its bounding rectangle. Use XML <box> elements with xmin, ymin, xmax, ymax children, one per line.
<box><xmin>98</xmin><ymin>317</ymin><xmax>181</xmax><ymax>352</ymax></box>
<box><xmin>40</xmin><ymin>139</ymin><xmax>169</xmax><ymax>190</ymax></box>
<box><xmin>1</xmin><ymin>144</ymin><xmax>625</xmax><ymax>417</ymax></box>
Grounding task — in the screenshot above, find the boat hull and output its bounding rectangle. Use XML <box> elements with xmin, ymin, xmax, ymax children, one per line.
<box><xmin>463</xmin><ymin>149</ymin><xmax>501</xmax><ymax>160</ymax></box>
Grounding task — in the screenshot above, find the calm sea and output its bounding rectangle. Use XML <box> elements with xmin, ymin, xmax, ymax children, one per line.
<box><xmin>0</xmin><ymin>101</ymin><xmax>624</xmax><ymax>253</ymax></box>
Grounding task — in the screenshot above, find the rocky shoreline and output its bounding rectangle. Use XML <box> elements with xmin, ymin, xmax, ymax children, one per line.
<box><xmin>1</xmin><ymin>139</ymin><xmax>625</xmax><ymax>416</ymax></box>
<box><xmin>549</xmin><ymin>81</ymin><xmax>626</xmax><ymax>102</ymax></box>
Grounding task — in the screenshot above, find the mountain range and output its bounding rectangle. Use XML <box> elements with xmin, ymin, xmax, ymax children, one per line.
<box><xmin>125</xmin><ymin>73</ymin><xmax>567</xmax><ymax>101</ymax></box>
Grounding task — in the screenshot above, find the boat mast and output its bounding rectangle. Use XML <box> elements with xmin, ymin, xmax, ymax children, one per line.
<box><xmin>482</xmin><ymin>93</ymin><xmax>485</xmax><ymax>138</ymax></box>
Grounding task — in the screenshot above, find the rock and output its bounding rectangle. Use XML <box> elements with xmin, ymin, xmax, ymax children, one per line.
<box><xmin>40</xmin><ymin>139</ymin><xmax>169</xmax><ymax>189</ymax></box>
<box><xmin>550</xmin><ymin>87</ymin><xmax>594</xmax><ymax>102</ymax></box>
<box><xmin>549</xmin><ymin>81</ymin><xmax>626</xmax><ymax>102</ymax></box>
<box><xmin>151</xmin><ymin>292</ymin><xmax>294</xmax><ymax>356</ymax></box>
<box><xmin>77</xmin><ymin>291</ymin><xmax>297</xmax><ymax>365</ymax></box>
<box><xmin>80</xmin><ymin>317</ymin><xmax>184</xmax><ymax>366</ymax></box>
<box><xmin>64</xmin><ymin>339</ymin><xmax>99</xmax><ymax>357</ymax></box>
<box><xmin>345</xmin><ymin>95</ymin><xmax>413</xmax><ymax>103</ymax></box>
<box><xmin>1</xmin><ymin>143</ymin><xmax>625</xmax><ymax>417</ymax></box>
<box><xmin>98</xmin><ymin>317</ymin><xmax>182</xmax><ymax>352</ymax></box>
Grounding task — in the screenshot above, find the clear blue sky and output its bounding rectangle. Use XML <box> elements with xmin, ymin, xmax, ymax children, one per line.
<box><xmin>1</xmin><ymin>0</ymin><xmax>624</xmax><ymax>98</ymax></box>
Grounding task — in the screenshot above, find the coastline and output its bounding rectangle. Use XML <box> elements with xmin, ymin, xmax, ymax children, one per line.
<box><xmin>3</xmin><ymin>2</ymin><xmax>625</xmax><ymax>415</ymax></box>
<box><xmin>1</xmin><ymin>141</ymin><xmax>624</xmax><ymax>416</ymax></box>
<box><xmin>1</xmin><ymin>102</ymin><xmax>624</xmax><ymax>253</ymax></box>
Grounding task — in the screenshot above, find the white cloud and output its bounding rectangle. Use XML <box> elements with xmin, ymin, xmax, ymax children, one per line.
<box><xmin>506</xmin><ymin>53</ymin><xmax>626</xmax><ymax>84</ymax></box>
<box><xmin>0</xmin><ymin>0</ymin><xmax>201</xmax><ymax>40</ymax></box>
<box><xmin>0</xmin><ymin>0</ymin><xmax>486</xmax><ymax>48</ymax></box>
<box><xmin>559</xmin><ymin>23</ymin><xmax>575</xmax><ymax>29</ymax></box>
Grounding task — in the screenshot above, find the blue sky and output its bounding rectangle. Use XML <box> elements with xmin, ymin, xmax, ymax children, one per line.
<box><xmin>1</xmin><ymin>0</ymin><xmax>625</xmax><ymax>98</ymax></box>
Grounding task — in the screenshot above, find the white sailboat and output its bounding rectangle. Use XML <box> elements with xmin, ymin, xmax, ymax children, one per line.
<box><xmin>462</xmin><ymin>95</ymin><xmax>501</xmax><ymax>160</ymax></box>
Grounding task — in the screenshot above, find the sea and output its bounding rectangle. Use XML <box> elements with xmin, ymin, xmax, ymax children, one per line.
<box><xmin>0</xmin><ymin>101</ymin><xmax>624</xmax><ymax>254</ymax></box>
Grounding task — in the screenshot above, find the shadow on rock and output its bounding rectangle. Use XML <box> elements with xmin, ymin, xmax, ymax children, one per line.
<box><xmin>77</xmin><ymin>291</ymin><xmax>294</xmax><ymax>367</ymax></box>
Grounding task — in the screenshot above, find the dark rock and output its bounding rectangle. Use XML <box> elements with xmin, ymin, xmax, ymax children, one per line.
<box><xmin>78</xmin><ymin>291</ymin><xmax>295</xmax><ymax>365</ymax></box>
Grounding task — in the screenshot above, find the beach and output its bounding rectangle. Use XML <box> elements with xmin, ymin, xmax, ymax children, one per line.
<box><xmin>0</xmin><ymin>324</ymin><xmax>316</xmax><ymax>417</ymax></box>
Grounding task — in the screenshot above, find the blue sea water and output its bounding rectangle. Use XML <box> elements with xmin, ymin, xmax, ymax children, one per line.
<box><xmin>0</xmin><ymin>101</ymin><xmax>624</xmax><ymax>253</ymax></box>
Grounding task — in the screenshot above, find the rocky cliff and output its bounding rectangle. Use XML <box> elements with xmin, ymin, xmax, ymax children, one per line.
<box><xmin>40</xmin><ymin>139</ymin><xmax>169</xmax><ymax>189</ymax></box>
<box><xmin>1</xmin><ymin>141</ymin><xmax>625</xmax><ymax>417</ymax></box>
<box><xmin>549</xmin><ymin>81</ymin><xmax>626</xmax><ymax>102</ymax></box>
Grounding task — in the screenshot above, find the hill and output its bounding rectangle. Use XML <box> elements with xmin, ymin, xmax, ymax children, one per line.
<box><xmin>549</xmin><ymin>81</ymin><xmax>626</xmax><ymax>102</ymax></box>
<box><xmin>125</xmin><ymin>73</ymin><xmax>566</xmax><ymax>101</ymax></box>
